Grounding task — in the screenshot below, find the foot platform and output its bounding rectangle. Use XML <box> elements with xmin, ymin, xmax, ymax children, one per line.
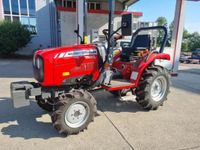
<box><xmin>102</xmin><ymin>79</ymin><xmax>135</xmax><ymax>91</ymax></box>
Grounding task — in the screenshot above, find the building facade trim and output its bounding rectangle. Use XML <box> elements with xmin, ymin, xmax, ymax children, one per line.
<box><xmin>56</xmin><ymin>6</ymin><xmax>143</xmax><ymax>17</ymax></box>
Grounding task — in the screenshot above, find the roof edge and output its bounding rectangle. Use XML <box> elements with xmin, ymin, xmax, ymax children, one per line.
<box><xmin>56</xmin><ymin>7</ymin><xmax>143</xmax><ymax>17</ymax></box>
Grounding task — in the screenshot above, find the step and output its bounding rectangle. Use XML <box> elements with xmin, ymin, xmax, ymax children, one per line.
<box><xmin>102</xmin><ymin>79</ymin><xmax>135</xmax><ymax>91</ymax></box>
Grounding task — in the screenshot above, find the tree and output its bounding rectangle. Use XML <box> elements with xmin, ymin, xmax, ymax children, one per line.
<box><xmin>180</xmin><ymin>31</ymin><xmax>200</xmax><ymax>52</ymax></box>
<box><xmin>0</xmin><ymin>21</ymin><xmax>31</xmax><ymax>55</ymax></box>
<box><xmin>168</xmin><ymin>21</ymin><xmax>174</xmax><ymax>42</ymax></box>
<box><xmin>181</xmin><ymin>29</ymin><xmax>190</xmax><ymax>52</ymax></box>
<box><xmin>181</xmin><ymin>40</ymin><xmax>189</xmax><ymax>52</ymax></box>
<box><xmin>168</xmin><ymin>21</ymin><xmax>191</xmax><ymax>51</ymax></box>
<box><xmin>187</xmin><ymin>32</ymin><xmax>200</xmax><ymax>51</ymax></box>
<box><xmin>156</xmin><ymin>17</ymin><xmax>168</xmax><ymax>47</ymax></box>
<box><xmin>156</xmin><ymin>17</ymin><xmax>168</xmax><ymax>27</ymax></box>
<box><xmin>156</xmin><ymin>17</ymin><xmax>200</xmax><ymax>52</ymax></box>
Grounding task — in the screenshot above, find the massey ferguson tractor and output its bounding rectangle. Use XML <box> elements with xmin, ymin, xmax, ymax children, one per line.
<box><xmin>10</xmin><ymin>1</ymin><xmax>171</xmax><ymax>135</ymax></box>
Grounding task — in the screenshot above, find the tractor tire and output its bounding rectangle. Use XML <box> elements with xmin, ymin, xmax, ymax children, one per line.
<box><xmin>51</xmin><ymin>89</ymin><xmax>97</xmax><ymax>135</ymax></box>
<box><xmin>109</xmin><ymin>89</ymin><xmax>130</xmax><ymax>97</ymax></box>
<box><xmin>135</xmin><ymin>66</ymin><xmax>170</xmax><ymax>110</ymax></box>
<box><xmin>36</xmin><ymin>96</ymin><xmax>53</xmax><ymax>112</ymax></box>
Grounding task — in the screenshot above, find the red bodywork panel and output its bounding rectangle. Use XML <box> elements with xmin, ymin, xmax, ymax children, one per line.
<box><xmin>35</xmin><ymin>44</ymin><xmax>170</xmax><ymax>89</ymax></box>
<box><xmin>35</xmin><ymin>44</ymin><xmax>100</xmax><ymax>87</ymax></box>
<box><xmin>110</xmin><ymin>52</ymin><xmax>170</xmax><ymax>90</ymax></box>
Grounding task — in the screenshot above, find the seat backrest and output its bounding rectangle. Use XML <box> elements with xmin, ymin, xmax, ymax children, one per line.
<box><xmin>130</xmin><ymin>34</ymin><xmax>151</xmax><ymax>50</ymax></box>
<box><xmin>120</xmin><ymin>34</ymin><xmax>151</xmax><ymax>62</ymax></box>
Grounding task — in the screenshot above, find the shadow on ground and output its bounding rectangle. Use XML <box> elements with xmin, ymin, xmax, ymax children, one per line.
<box><xmin>0</xmin><ymin>98</ymin><xmax>60</xmax><ymax>139</ymax></box>
<box><xmin>93</xmin><ymin>91</ymin><xmax>147</xmax><ymax>113</ymax></box>
<box><xmin>0</xmin><ymin>92</ymin><xmax>146</xmax><ymax>139</ymax></box>
<box><xmin>172</xmin><ymin>68</ymin><xmax>200</xmax><ymax>95</ymax></box>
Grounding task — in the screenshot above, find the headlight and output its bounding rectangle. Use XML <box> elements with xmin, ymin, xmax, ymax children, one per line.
<box><xmin>33</xmin><ymin>53</ymin><xmax>36</xmax><ymax>67</ymax></box>
<box><xmin>33</xmin><ymin>56</ymin><xmax>44</xmax><ymax>82</ymax></box>
<box><xmin>36</xmin><ymin>57</ymin><xmax>41</xmax><ymax>69</ymax></box>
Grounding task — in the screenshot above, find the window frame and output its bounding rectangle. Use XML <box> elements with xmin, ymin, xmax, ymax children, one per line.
<box><xmin>2</xmin><ymin>0</ymin><xmax>11</xmax><ymax>14</ymax></box>
<box><xmin>88</xmin><ymin>2</ymin><xmax>101</xmax><ymax>10</ymax></box>
<box><xmin>2</xmin><ymin>0</ymin><xmax>37</xmax><ymax>35</ymax></box>
<box><xmin>62</xmin><ymin>0</ymin><xmax>76</xmax><ymax>8</ymax></box>
<box><xmin>60</xmin><ymin>1</ymin><xmax>101</xmax><ymax>10</ymax></box>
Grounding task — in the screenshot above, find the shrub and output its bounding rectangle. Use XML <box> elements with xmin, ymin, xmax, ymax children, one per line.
<box><xmin>0</xmin><ymin>21</ymin><xmax>31</xmax><ymax>55</ymax></box>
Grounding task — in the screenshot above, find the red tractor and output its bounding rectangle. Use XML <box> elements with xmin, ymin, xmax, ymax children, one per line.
<box><xmin>10</xmin><ymin>4</ymin><xmax>170</xmax><ymax>135</ymax></box>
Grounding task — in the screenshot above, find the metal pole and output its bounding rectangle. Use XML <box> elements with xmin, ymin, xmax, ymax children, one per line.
<box><xmin>171</xmin><ymin>0</ymin><xmax>186</xmax><ymax>74</ymax></box>
<box><xmin>76</xmin><ymin>0</ymin><xmax>87</xmax><ymax>44</ymax></box>
<box><xmin>83</xmin><ymin>1</ymin><xmax>88</xmax><ymax>43</ymax></box>
<box><xmin>107</xmin><ymin>0</ymin><xmax>115</xmax><ymax>65</ymax></box>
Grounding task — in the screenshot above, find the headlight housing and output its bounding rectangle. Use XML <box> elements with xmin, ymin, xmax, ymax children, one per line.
<box><xmin>33</xmin><ymin>56</ymin><xmax>44</xmax><ymax>82</ymax></box>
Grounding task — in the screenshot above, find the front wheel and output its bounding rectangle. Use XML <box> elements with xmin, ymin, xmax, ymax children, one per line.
<box><xmin>51</xmin><ymin>89</ymin><xmax>97</xmax><ymax>135</ymax></box>
<box><xmin>36</xmin><ymin>96</ymin><xmax>53</xmax><ymax>112</ymax></box>
<box><xmin>135</xmin><ymin>66</ymin><xmax>170</xmax><ymax>110</ymax></box>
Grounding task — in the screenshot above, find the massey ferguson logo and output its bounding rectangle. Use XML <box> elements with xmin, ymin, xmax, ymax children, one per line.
<box><xmin>54</xmin><ymin>49</ymin><xmax>97</xmax><ymax>59</ymax></box>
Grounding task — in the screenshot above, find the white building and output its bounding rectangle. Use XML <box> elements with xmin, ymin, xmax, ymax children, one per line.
<box><xmin>0</xmin><ymin>0</ymin><xmax>142</xmax><ymax>55</ymax></box>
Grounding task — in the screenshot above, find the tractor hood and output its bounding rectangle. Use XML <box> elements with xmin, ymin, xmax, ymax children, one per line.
<box><xmin>33</xmin><ymin>44</ymin><xmax>99</xmax><ymax>86</ymax></box>
<box><xmin>35</xmin><ymin>44</ymin><xmax>97</xmax><ymax>61</ymax></box>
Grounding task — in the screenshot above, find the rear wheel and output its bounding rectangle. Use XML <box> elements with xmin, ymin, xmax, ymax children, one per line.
<box><xmin>51</xmin><ymin>89</ymin><xmax>97</xmax><ymax>135</ymax></box>
<box><xmin>135</xmin><ymin>66</ymin><xmax>170</xmax><ymax>110</ymax></box>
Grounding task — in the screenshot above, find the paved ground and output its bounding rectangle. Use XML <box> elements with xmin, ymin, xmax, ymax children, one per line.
<box><xmin>0</xmin><ymin>59</ymin><xmax>199</xmax><ymax>150</ymax></box>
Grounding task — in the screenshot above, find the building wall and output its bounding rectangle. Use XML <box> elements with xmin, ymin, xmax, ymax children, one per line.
<box><xmin>0</xmin><ymin>0</ymin><xmax>56</xmax><ymax>55</ymax></box>
<box><xmin>60</xmin><ymin>1</ymin><xmax>127</xmax><ymax>46</ymax></box>
<box><xmin>19</xmin><ymin>0</ymin><xmax>58</xmax><ymax>55</ymax></box>
<box><xmin>0</xmin><ymin>0</ymin><xmax>4</xmax><ymax>20</ymax></box>
<box><xmin>100</xmin><ymin>1</ymin><xmax>123</xmax><ymax>11</ymax></box>
<box><xmin>60</xmin><ymin>11</ymin><xmax>122</xmax><ymax>46</ymax></box>
<box><xmin>87</xmin><ymin>13</ymin><xmax>122</xmax><ymax>36</ymax></box>
<box><xmin>60</xmin><ymin>12</ymin><xmax>77</xmax><ymax>45</ymax></box>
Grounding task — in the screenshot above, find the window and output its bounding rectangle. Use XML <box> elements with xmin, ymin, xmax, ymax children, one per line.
<box><xmin>13</xmin><ymin>16</ymin><xmax>20</xmax><ymax>21</ymax></box>
<box><xmin>60</xmin><ymin>0</ymin><xmax>101</xmax><ymax>10</ymax></box>
<box><xmin>73</xmin><ymin>2</ymin><xmax>76</xmax><ymax>8</ymax></box>
<box><xmin>11</xmin><ymin>0</ymin><xmax>19</xmax><ymax>15</ymax></box>
<box><xmin>88</xmin><ymin>2</ymin><xmax>101</xmax><ymax>10</ymax></box>
<box><xmin>21</xmin><ymin>16</ymin><xmax>29</xmax><ymax>25</ymax></box>
<box><xmin>90</xmin><ymin>3</ymin><xmax>95</xmax><ymax>10</ymax></box>
<box><xmin>96</xmin><ymin>3</ymin><xmax>101</xmax><ymax>10</ymax></box>
<box><xmin>62</xmin><ymin>0</ymin><xmax>76</xmax><ymax>8</ymax></box>
<box><xmin>20</xmin><ymin>0</ymin><xmax>28</xmax><ymax>15</ymax></box>
<box><xmin>67</xmin><ymin>1</ymin><xmax>72</xmax><ymax>8</ymax></box>
<box><xmin>21</xmin><ymin>17</ymin><xmax>37</xmax><ymax>34</ymax></box>
<box><xmin>4</xmin><ymin>16</ymin><xmax>11</xmax><ymax>21</ymax></box>
<box><xmin>3</xmin><ymin>0</ymin><xmax>10</xmax><ymax>14</ymax></box>
<box><xmin>29</xmin><ymin>0</ymin><xmax>36</xmax><ymax>16</ymax></box>
<box><xmin>61</xmin><ymin>1</ymin><xmax>101</xmax><ymax>9</ymax></box>
<box><xmin>2</xmin><ymin>0</ymin><xmax>37</xmax><ymax>34</ymax></box>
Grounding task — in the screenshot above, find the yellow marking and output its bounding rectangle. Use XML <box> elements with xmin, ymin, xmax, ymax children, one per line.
<box><xmin>62</xmin><ymin>72</ymin><xmax>70</xmax><ymax>76</ymax></box>
<box><xmin>84</xmin><ymin>36</ymin><xmax>89</xmax><ymax>44</ymax></box>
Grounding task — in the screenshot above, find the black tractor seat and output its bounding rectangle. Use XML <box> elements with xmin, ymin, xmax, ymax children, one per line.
<box><xmin>121</xmin><ymin>34</ymin><xmax>151</xmax><ymax>62</ymax></box>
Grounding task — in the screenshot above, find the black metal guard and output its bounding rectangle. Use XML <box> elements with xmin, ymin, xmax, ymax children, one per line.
<box><xmin>130</xmin><ymin>26</ymin><xmax>168</xmax><ymax>53</ymax></box>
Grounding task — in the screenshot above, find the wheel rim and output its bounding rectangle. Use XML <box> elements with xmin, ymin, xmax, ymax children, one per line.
<box><xmin>64</xmin><ymin>101</ymin><xmax>90</xmax><ymax>128</ymax></box>
<box><xmin>150</xmin><ymin>76</ymin><xmax>167</xmax><ymax>102</ymax></box>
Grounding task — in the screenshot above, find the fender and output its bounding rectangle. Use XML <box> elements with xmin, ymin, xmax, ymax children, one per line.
<box><xmin>134</xmin><ymin>53</ymin><xmax>170</xmax><ymax>86</ymax></box>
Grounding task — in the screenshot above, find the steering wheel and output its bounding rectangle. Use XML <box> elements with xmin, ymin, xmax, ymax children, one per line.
<box><xmin>102</xmin><ymin>29</ymin><xmax>123</xmax><ymax>41</ymax></box>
